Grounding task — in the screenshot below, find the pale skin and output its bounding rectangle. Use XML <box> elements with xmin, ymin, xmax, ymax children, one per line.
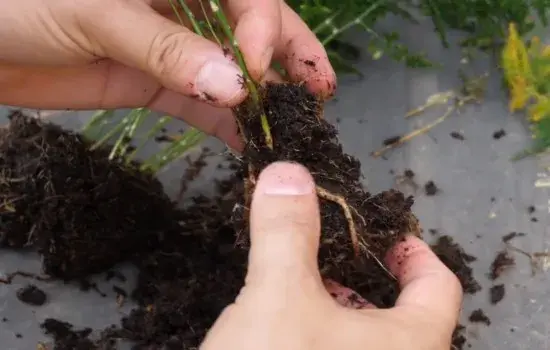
<box><xmin>0</xmin><ymin>1</ymin><xmax>463</xmax><ymax>349</ymax></box>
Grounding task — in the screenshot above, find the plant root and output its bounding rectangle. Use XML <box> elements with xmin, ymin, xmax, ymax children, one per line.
<box><xmin>316</xmin><ymin>186</ymin><xmax>363</xmax><ymax>257</ymax></box>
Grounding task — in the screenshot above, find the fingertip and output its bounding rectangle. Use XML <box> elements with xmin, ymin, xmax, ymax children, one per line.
<box><xmin>386</xmin><ymin>235</ymin><xmax>462</xmax><ymax>324</ymax></box>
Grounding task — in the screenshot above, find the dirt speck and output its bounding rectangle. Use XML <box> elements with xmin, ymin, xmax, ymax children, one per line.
<box><xmin>502</xmin><ymin>232</ymin><xmax>526</xmax><ymax>243</ymax></box>
<box><xmin>383</xmin><ymin>136</ymin><xmax>401</xmax><ymax>146</ymax></box>
<box><xmin>424</xmin><ymin>181</ymin><xmax>439</xmax><ymax>196</ymax></box>
<box><xmin>450</xmin><ymin>131</ymin><xmax>465</xmax><ymax>140</ymax></box>
<box><xmin>16</xmin><ymin>284</ymin><xmax>47</xmax><ymax>306</ymax></box>
<box><xmin>492</xmin><ymin>129</ymin><xmax>506</xmax><ymax>140</ymax></box>
<box><xmin>469</xmin><ymin>309</ymin><xmax>491</xmax><ymax>325</ymax></box>
<box><xmin>489</xmin><ymin>284</ymin><xmax>505</xmax><ymax>305</ymax></box>
<box><xmin>489</xmin><ymin>250</ymin><xmax>515</xmax><ymax>280</ymax></box>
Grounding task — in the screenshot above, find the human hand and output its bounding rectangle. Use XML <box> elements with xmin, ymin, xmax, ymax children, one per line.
<box><xmin>201</xmin><ymin>161</ymin><xmax>463</xmax><ymax>350</ymax></box>
<box><xmin>0</xmin><ymin>0</ymin><xmax>336</xmax><ymax>148</ymax></box>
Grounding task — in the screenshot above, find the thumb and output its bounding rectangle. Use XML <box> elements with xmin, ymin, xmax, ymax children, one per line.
<box><xmin>245</xmin><ymin>161</ymin><xmax>326</xmax><ymax>298</ymax></box>
<box><xmin>78</xmin><ymin>0</ymin><xmax>247</xmax><ymax>106</ymax></box>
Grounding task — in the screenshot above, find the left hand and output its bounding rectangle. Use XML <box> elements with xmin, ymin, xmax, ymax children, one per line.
<box><xmin>0</xmin><ymin>0</ymin><xmax>336</xmax><ymax>149</ymax></box>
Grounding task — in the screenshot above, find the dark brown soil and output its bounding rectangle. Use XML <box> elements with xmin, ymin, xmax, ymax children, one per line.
<box><xmin>431</xmin><ymin>236</ymin><xmax>481</xmax><ymax>294</ymax></box>
<box><xmin>404</xmin><ymin>169</ymin><xmax>415</xmax><ymax>178</ymax></box>
<box><xmin>232</xmin><ymin>82</ymin><xmax>420</xmax><ymax>306</ymax></box>
<box><xmin>493</xmin><ymin>129</ymin><xmax>506</xmax><ymax>139</ymax></box>
<box><xmin>0</xmin><ymin>111</ymin><xmax>184</xmax><ymax>279</ymax></box>
<box><xmin>424</xmin><ymin>181</ymin><xmax>439</xmax><ymax>196</ymax></box>
<box><xmin>452</xmin><ymin>325</ymin><xmax>467</xmax><ymax>350</ymax></box>
<box><xmin>502</xmin><ymin>232</ymin><xmax>526</xmax><ymax>243</ymax></box>
<box><xmin>527</xmin><ymin>205</ymin><xmax>536</xmax><ymax>214</ymax></box>
<box><xmin>383</xmin><ymin>135</ymin><xmax>401</xmax><ymax>146</ymax></box>
<box><xmin>0</xmin><ymin>82</ymin><xmax>478</xmax><ymax>350</ymax></box>
<box><xmin>489</xmin><ymin>250</ymin><xmax>515</xmax><ymax>280</ymax></box>
<box><xmin>450</xmin><ymin>131</ymin><xmax>465</xmax><ymax>140</ymax></box>
<box><xmin>490</xmin><ymin>284</ymin><xmax>505</xmax><ymax>305</ymax></box>
<box><xmin>16</xmin><ymin>284</ymin><xmax>47</xmax><ymax>306</ymax></box>
<box><xmin>469</xmin><ymin>309</ymin><xmax>491</xmax><ymax>325</ymax></box>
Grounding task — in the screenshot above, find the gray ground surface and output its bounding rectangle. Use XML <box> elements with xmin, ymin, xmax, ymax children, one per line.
<box><xmin>1</xmin><ymin>16</ymin><xmax>550</xmax><ymax>350</ymax></box>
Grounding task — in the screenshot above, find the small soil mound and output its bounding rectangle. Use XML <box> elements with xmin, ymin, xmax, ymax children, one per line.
<box><xmin>0</xmin><ymin>111</ymin><xmax>184</xmax><ymax>279</ymax></box>
<box><xmin>16</xmin><ymin>284</ymin><xmax>47</xmax><ymax>306</ymax></box>
<box><xmin>469</xmin><ymin>309</ymin><xmax>491</xmax><ymax>325</ymax></box>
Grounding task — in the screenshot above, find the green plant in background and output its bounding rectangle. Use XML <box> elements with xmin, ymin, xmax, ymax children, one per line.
<box><xmin>82</xmin><ymin>0</ymin><xmax>550</xmax><ymax>169</ymax></box>
<box><xmin>501</xmin><ymin>22</ymin><xmax>550</xmax><ymax>160</ymax></box>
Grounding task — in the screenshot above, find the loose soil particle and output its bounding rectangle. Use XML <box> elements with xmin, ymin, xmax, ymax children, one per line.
<box><xmin>469</xmin><ymin>309</ymin><xmax>491</xmax><ymax>325</ymax></box>
<box><xmin>383</xmin><ymin>135</ymin><xmax>401</xmax><ymax>146</ymax></box>
<box><xmin>431</xmin><ymin>236</ymin><xmax>481</xmax><ymax>294</ymax></box>
<box><xmin>16</xmin><ymin>284</ymin><xmax>47</xmax><ymax>306</ymax></box>
<box><xmin>404</xmin><ymin>169</ymin><xmax>415</xmax><ymax>178</ymax></box>
<box><xmin>424</xmin><ymin>181</ymin><xmax>439</xmax><ymax>196</ymax></box>
<box><xmin>490</xmin><ymin>284</ymin><xmax>505</xmax><ymax>305</ymax></box>
<box><xmin>493</xmin><ymin>129</ymin><xmax>506</xmax><ymax>139</ymax></box>
<box><xmin>489</xmin><ymin>250</ymin><xmax>515</xmax><ymax>280</ymax></box>
<box><xmin>450</xmin><ymin>131</ymin><xmax>465</xmax><ymax>140</ymax></box>
<box><xmin>502</xmin><ymin>232</ymin><xmax>526</xmax><ymax>243</ymax></box>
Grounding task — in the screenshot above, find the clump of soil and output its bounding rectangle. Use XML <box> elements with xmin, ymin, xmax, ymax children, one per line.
<box><xmin>469</xmin><ymin>309</ymin><xmax>491</xmax><ymax>325</ymax></box>
<box><xmin>40</xmin><ymin>318</ymin><xmax>115</xmax><ymax>350</ymax></box>
<box><xmin>404</xmin><ymin>169</ymin><xmax>415</xmax><ymax>178</ymax></box>
<box><xmin>493</xmin><ymin>129</ymin><xmax>506</xmax><ymax>139</ymax></box>
<box><xmin>424</xmin><ymin>181</ymin><xmax>439</xmax><ymax>196</ymax></box>
<box><xmin>450</xmin><ymin>131</ymin><xmax>465</xmax><ymax>140</ymax></box>
<box><xmin>431</xmin><ymin>236</ymin><xmax>481</xmax><ymax>294</ymax></box>
<box><xmin>490</xmin><ymin>284</ymin><xmax>505</xmax><ymax>305</ymax></box>
<box><xmin>489</xmin><ymin>250</ymin><xmax>515</xmax><ymax>280</ymax></box>
<box><xmin>232</xmin><ymin>83</ymin><xmax>420</xmax><ymax>306</ymax></box>
<box><xmin>16</xmin><ymin>284</ymin><xmax>47</xmax><ymax>306</ymax></box>
<box><xmin>383</xmin><ymin>135</ymin><xmax>401</xmax><ymax>146</ymax></box>
<box><xmin>0</xmin><ymin>111</ymin><xmax>184</xmax><ymax>279</ymax></box>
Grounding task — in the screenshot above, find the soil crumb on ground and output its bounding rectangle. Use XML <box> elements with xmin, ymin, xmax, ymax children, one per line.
<box><xmin>502</xmin><ymin>232</ymin><xmax>526</xmax><ymax>243</ymax></box>
<box><xmin>450</xmin><ymin>131</ymin><xmax>465</xmax><ymax>140</ymax></box>
<box><xmin>382</xmin><ymin>135</ymin><xmax>401</xmax><ymax>146</ymax></box>
<box><xmin>452</xmin><ymin>325</ymin><xmax>467</xmax><ymax>350</ymax></box>
<box><xmin>490</xmin><ymin>284</ymin><xmax>505</xmax><ymax>305</ymax></box>
<box><xmin>493</xmin><ymin>129</ymin><xmax>506</xmax><ymax>139</ymax></box>
<box><xmin>404</xmin><ymin>169</ymin><xmax>415</xmax><ymax>178</ymax></box>
<box><xmin>16</xmin><ymin>284</ymin><xmax>47</xmax><ymax>306</ymax></box>
<box><xmin>469</xmin><ymin>309</ymin><xmax>491</xmax><ymax>325</ymax></box>
<box><xmin>489</xmin><ymin>250</ymin><xmax>515</xmax><ymax>280</ymax></box>
<box><xmin>424</xmin><ymin>181</ymin><xmax>439</xmax><ymax>196</ymax></box>
<box><xmin>431</xmin><ymin>236</ymin><xmax>481</xmax><ymax>294</ymax></box>
<box><xmin>527</xmin><ymin>205</ymin><xmax>536</xmax><ymax>214</ymax></box>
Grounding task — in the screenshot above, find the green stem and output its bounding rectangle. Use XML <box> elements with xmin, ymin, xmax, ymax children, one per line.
<box><xmin>168</xmin><ymin>0</ymin><xmax>185</xmax><ymax>25</ymax></box>
<box><xmin>321</xmin><ymin>1</ymin><xmax>382</xmax><ymax>46</ymax></box>
<box><xmin>177</xmin><ymin>0</ymin><xmax>203</xmax><ymax>35</ymax></box>
<box><xmin>198</xmin><ymin>0</ymin><xmax>222</xmax><ymax>46</ymax></box>
<box><xmin>126</xmin><ymin>116</ymin><xmax>171</xmax><ymax>163</ymax></box>
<box><xmin>209</xmin><ymin>0</ymin><xmax>273</xmax><ymax>149</ymax></box>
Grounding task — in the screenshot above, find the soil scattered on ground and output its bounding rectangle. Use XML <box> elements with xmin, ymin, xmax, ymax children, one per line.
<box><xmin>490</xmin><ymin>284</ymin><xmax>505</xmax><ymax>305</ymax></box>
<box><xmin>489</xmin><ymin>250</ymin><xmax>515</xmax><ymax>280</ymax></box>
<box><xmin>404</xmin><ymin>169</ymin><xmax>415</xmax><ymax>178</ymax></box>
<box><xmin>527</xmin><ymin>206</ymin><xmax>536</xmax><ymax>214</ymax></box>
<box><xmin>0</xmin><ymin>85</ymin><xmax>478</xmax><ymax>350</ymax></box>
<box><xmin>492</xmin><ymin>129</ymin><xmax>506</xmax><ymax>139</ymax></box>
<box><xmin>450</xmin><ymin>131</ymin><xmax>465</xmax><ymax>140</ymax></box>
<box><xmin>502</xmin><ymin>232</ymin><xmax>526</xmax><ymax>243</ymax></box>
<box><xmin>383</xmin><ymin>135</ymin><xmax>401</xmax><ymax>146</ymax></box>
<box><xmin>424</xmin><ymin>181</ymin><xmax>439</xmax><ymax>196</ymax></box>
<box><xmin>469</xmin><ymin>309</ymin><xmax>491</xmax><ymax>325</ymax></box>
<box><xmin>431</xmin><ymin>236</ymin><xmax>481</xmax><ymax>294</ymax></box>
<box><xmin>16</xmin><ymin>284</ymin><xmax>47</xmax><ymax>306</ymax></box>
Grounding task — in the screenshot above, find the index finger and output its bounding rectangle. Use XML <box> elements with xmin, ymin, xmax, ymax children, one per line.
<box><xmin>386</xmin><ymin>236</ymin><xmax>463</xmax><ymax>328</ymax></box>
<box><xmin>226</xmin><ymin>0</ymin><xmax>282</xmax><ymax>81</ymax></box>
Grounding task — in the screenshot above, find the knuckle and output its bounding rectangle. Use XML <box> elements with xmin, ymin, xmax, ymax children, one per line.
<box><xmin>146</xmin><ymin>30</ymin><xmax>192</xmax><ymax>82</ymax></box>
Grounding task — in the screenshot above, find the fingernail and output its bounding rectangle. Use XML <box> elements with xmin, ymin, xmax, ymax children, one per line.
<box><xmin>260</xmin><ymin>46</ymin><xmax>274</xmax><ymax>74</ymax></box>
<box><xmin>195</xmin><ymin>58</ymin><xmax>244</xmax><ymax>102</ymax></box>
<box><xmin>257</xmin><ymin>162</ymin><xmax>315</xmax><ymax>196</ymax></box>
